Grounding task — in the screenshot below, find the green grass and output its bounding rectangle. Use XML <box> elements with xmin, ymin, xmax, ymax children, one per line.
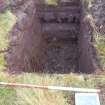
<box><xmin>0</xmin><ymin>73</ymin><xmax>105</xmax><ymax>105</ymax></box>
<box><xmin>0</xmin><ymin>10</ymin><xmax>15</xmax><ymax>49</ymax></box>
<box><xmin>94</xmin><ymin>35</ymin><xmax>105</xmax><ymax>70</ymax></box>
<box><xmin>0</xmin><ymin>10</ymin><xmax>15</xmax><ymax>71</ymax></box>
<box><xmin>0</xmin><ymin>11</ymin><xmax>16</xmax><ymax>105</ymax></box>
<box><xmin>45</xmin><ymin>0</ymin><xmax>58</xmax><ymax>5</ymax></box>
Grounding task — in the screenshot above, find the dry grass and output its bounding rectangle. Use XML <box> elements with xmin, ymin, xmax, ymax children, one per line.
<box><xmin>0</xmin><ymin>73</ymin><xmax>105</xmax><ymax>105</ymax></box>
<box><xmin>45</xmin><ymin>0</ymin><xmax>58</xmax><ymax>5</ymax></box>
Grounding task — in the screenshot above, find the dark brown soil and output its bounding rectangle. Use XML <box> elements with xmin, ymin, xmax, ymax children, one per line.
<box><xmin>5</xmin><ymin>0</ymin><xmax>102</xmax><ymax>74</ymax></box>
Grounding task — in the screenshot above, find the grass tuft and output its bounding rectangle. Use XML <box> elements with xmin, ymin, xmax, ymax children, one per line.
<box><xmin>0</xmin><ymin>10</ymin><xmax>16</xmax><ymax>71</ymax></box>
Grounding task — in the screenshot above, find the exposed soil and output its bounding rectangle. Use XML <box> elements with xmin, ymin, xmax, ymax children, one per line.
<box><xmin>43</xmin><ymin>38</ymin><xmax>78</xmax><ymax>73</ymax></box>
<box><xmin>5</xmin><ymin>0</ymin><xmax>103</xmax><ymax>74</ymax></box>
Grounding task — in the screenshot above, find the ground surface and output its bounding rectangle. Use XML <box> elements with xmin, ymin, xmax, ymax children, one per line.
<box><xmin>0</xmin><ymin>7</ymin><xmax>105</xmax><ymax>105</ymax></box>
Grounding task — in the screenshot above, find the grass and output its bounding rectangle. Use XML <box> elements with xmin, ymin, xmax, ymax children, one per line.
<box><xmin>94</xmin><ymin>35</ymin><xmax>105</xmax><ymax>70</ymax></box>
<box><xmin>45</xmin><ymin>0</ymin><xmax>58</xmax><ymax>5</ymax></box>
<box><xmin>0</xmin><ymin>73</ymin><xmax>105</xmax><ymax>105</ymax></box>
<box><xmin>0</xmin><ymin>10</ymin><xmax>15</xmax><ymax>71</ymax></box>
<box><xmin>0</xmin><ymin>10</ymin><xmax>15</xmax><ymax>49</ymax></box>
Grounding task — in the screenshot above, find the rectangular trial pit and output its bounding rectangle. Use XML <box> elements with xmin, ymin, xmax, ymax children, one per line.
<box><xmin>37</xmin><ymin>0</ymin><xmax>81</xmax><ymax>73</ymax></box>
<box><xmin>6</xmin><ymin>0</ymin><xmax>98</xmax><ymax>73</ymax></box>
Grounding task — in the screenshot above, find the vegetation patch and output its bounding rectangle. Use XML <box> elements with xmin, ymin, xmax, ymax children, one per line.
<box><xmin>95</xmin><ymin>35</ymin><xmax>105</xmax><ymax>70</ymax></box>
<box><xmin>0</xmin><ymin>73</ymin><xmax>105</xmax><ymax>105</ymax></box>
<box><xmin>0</xmin><ymin>10</ymin><xmax>15</xmax><ymax>71</ymax></box>
<box><xmin>45</xmin><ymin>0</ymin><xmax>58</xmax><ymax>5</ymax></box>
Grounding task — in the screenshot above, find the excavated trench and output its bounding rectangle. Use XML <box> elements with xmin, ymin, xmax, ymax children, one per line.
<box><xmin>37</xmin><ymin>1</ymin><xmax>80</xmax><ymax>73</ymax></box>
<box><xmin>6</xmin><ymin>0</ymin><xmax>100</xmax><ymax>74</ymax></box>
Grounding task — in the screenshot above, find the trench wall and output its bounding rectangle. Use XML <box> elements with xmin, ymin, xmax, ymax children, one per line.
<box><xmin>5</xmin><ymin>0</ymin><xmax>105</xmax><ymax>73</ymax></box>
